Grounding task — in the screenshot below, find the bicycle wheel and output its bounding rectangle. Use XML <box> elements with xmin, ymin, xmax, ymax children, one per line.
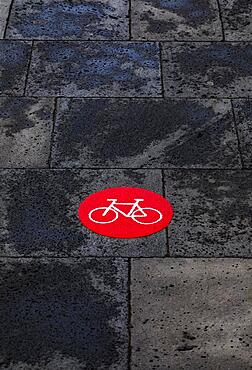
<box><xmin>132</xmin><ymin>207</ymin><xmax>162</xmax><ymax>225</ymax></box>
<box><xmin>89</xmin><ymin>207</ymin><xmax>118</xmax><ymax>224</ymax></box>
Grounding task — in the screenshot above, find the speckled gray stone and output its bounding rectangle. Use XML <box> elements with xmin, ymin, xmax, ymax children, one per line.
<box><xmin>164</xmin><ymin>170</ymin><xmax>252</xmax><ymax>256</ymax></box>
<box><xmin>131</xmin><ymin>258</ymin><xmax>252</xmax><ymax>370</ymax></box>
<box><xmin>131</xmin><ymin>0</ymin><xmax>222</xmax><ymax>41</ymax></box>
<box><xmin>51</xmin><ymin>98</ymin><xmax>241</xmax><ymax>169</ymax></box>
<box><xmin>0</xmin><ymin>169</ymin><xmax>166</xmax><ymax>257</ymax></box>
<box><xmin>6</xmin><ymin>0</ymin><xmax>129</xmax><ymax>40</ymax></box>
<box><xmin>0</xmin><ymin>40</ymin><xmax>32</xmax><ymax>95</ymax></box>
<box><xmin>0</xmin><ymin>257</ymin><xmax>128</xmax><ymax>369</ymax></box>
<box><xmin>162</xmin><ymin>42</ymin><xmax>252</xmax><ymax>98</ymax></box>
<box><xmin>26</xmin><ymin>41</ymin><xmax>162</xmax><ymax>97</ymax></box>
<box><xmin>219</xmin><ymin>0</ymin><xmax>252</xmax><ymax>41</ymax></box>
<box><xmin>232</xmin><ymin>99</ymin><xmax>252</xmax><ymax>168</ymax></box>
<box><xmin>0</xmin><ymin>0</ymin><xmax>12</xmax><ymax>38</ymax></box>
<box><xmin>0</xmin><ymin>97</ymin><xmax>54</xmax><ymax>167</ymax></box>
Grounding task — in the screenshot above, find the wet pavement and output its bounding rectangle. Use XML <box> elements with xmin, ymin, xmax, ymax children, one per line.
<box><xmin>0</xmin><ymin>0</ymin><xmax>252</xmax><ymax>369</ymax></box>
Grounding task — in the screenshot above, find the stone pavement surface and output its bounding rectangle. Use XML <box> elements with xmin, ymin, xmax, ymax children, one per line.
<box><xmin>0</xmin><ymin>0</ymin><xmax>252</xmax><ymax>369</ymax></box>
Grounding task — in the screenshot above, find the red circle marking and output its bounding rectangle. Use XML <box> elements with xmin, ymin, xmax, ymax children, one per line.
<box><xmin>78</xmin><ymin>187</ymin><xmax>173</xmax><ymax>238</ymax></box>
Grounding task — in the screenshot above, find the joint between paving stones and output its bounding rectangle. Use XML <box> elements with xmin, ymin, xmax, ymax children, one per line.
<box><xmin>230</xmin><ymin>99</ymin><xmax>246</xmax><ymax>169</ymax></box>
<box><xmin>216</xmin><ymin>0</ymin><xmax>226</xmax><ymax>41</ymax></box>
<box><xmin>48</xmin><ymin>98</ymin><xmax>58</xmax><ymax>168</ymax></box>
<box><xmin>159</xmin><ymin>42</ymin><xmax>165</xmax><ymax>98</ymax></box>
<box><xmin>23</xmin><ymin>40</ymin><xmax>34</xmax><ymax>96</ymax></box>
<box><xmin>2</xmin><ymin>0</ymin><xmax>15</xmax><ymax>39</ymax></box>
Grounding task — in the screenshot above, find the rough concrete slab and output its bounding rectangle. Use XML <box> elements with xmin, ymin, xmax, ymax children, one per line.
<box><xmin>6</xmin><ymin>0</ymin><xmax>129</xmax><ymax>40</ymax></box>
<box><xmin>0</xmin><ymin>0</ymin><xmax>12</xmax><ymax>38</ymax></box>
<box><xmin>131</xmin><ymin>0</ymin><xmax>222</xmax><ymax>41</ymax></box>
<box><xmin>219</xmin><ymin>0</ymin><xmax>252</xmax><ymax>41</ymax></box>
<box><xmin>51</xmin><ymin>98</ymin><xmax>241</xmax><ymax>169</ymax></box>
<box><xmin>164</xmin><ymin>170</ymin><xmax>252</xmax><ymax>256</ymax></box>
<box><xmin>0</xmin><ymin>169</ymin><xmax>166</xmax><ymax>257</ymax></box>
<box><xmin>26</xmin><ymin>41</ymin><xmax>161</xmax><ymax>97</ymax></box>
<box><xmin>0</xmin><ymin>40</ymin><xmax>32</xmax><ymax>95</ymax></box>
<box><xmin>162</xmin><ymin>42</ymin><xmax>252</xmax><ymax>98</ymax></box>
<box><xmin>131</xmin><ymin>258</ymin><xmax>252</xmax><ymax>370</ymax></box>
<box><xmin>0</xmin><ymin>257</ymin><xmax>128</xmax><ymax>369</ymax></box>
<box><xmin>0</xmin><ymin>97</ymin><xmax>54</xmax><ymax>167</ymax></box>
<box><xmin>232</xmin><ymin>99</ymin><xmax>252</xmax><ymax>168</ymax></box>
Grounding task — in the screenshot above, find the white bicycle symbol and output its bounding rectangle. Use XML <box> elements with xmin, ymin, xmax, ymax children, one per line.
<box><xmin>89</xmin><ymin>198</ymin><xmax>163</xmax><ymax>225</ymax></box>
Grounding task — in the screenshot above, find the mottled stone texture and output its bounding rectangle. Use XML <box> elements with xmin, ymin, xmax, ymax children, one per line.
<box><xmin>219</xmin><ymin>0</ymin><xmax>252</xmax><ymax>41</ymax></box>
<box><xmin>0</xmin><ymin>257</ymin><xmax>128</xmax><ymax>369</ymax></box>
<box><xmin>26</xmin><ymin>41</ymin><xmax>161</xmax><ymax>97</ymax></box>
<box><xmin>0</xmin><ymin>169</ymin><xmax>166</xmax><ymax>257</ymax></box>
<box><xmin>6</xmin><ymin>0</ymin><xmax>129</xmax><ymax>40</ymax></box>
<box><xmin>164</xmin><ymin>170</ymin><xmax>252</xmax><ymax>256</ymax></box>
<box><xmin>131</xmin><ymin>0</ymin><xmax>222</xmax><ymax>41</ymax></box>
<box><xmin>232</xmin><ymin>99</ymin><xmax>252</xmax><ymax>168</ymax></box>
<box><xmin>0</xmin><ymin>97</ymin><xmax>54</xmax><ymax>167</ymax></box>
<box><xmin>162</xmin><ymin>42</ymin><xmax>252</xmax><ymax>98</ymax></box>
<box><xmin>0</xmin><ymin>40</ymin><xmax>32</xmax><ymax>95</ymax></box>
<box><xmin>0</xmin><ymin>0</ymin><xmax>12</xmax><ymax>38</ymax></box>
<box><xmin>51</xmin><ymin>98</ymin><xmax>240</xmax><ymax>168</ymax></box>
<box><xmin>131</xmin><ymin>258</ymin><xmax>252</xmax><ymax>370</ymax></box>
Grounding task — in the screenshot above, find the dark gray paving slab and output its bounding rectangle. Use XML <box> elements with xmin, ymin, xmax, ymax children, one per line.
<box><xmin>52</xmin><ymin>98</ymin><xmax>240</xmax><ymax>169</ymax></box>
<box><xmin>162</xmin><ymin>42</ymin><xmax>252</xmax><ymax>98</ymax></box>
<box><xmin>0</xmin><ymin>0</ymin><xmax>12</xmax><ymax>38</ymax></box>
<box><xmin>131</xmin><ymin>0</ymin><xmax>222</xmax><ymax>41</ymax></box>
<box><xmin>131</xmin><ymin>258</ymin><xmax>252</xmax><ymax>370</ymax></box>
<box><xmin>0</xmin><ymin>169</ymin><xmax>166</xmax><ymax>257</ymax></box>
<box><xmin>0</xmin><ymin>257</ymin><xmax>128</xmax><ymax>369</ymax></box>
<box><xmin>0</xmin><ymin>97</ymin><xmax>54</xmax><ymax>168</ymax></box>
<box><xmin>26</xmin><ymin>41</ymin><xmax>161</xmax><ymax>97</ymax></box>
<box><xmin>6</xmin><ymin>0</ymin><xmax>129</xmax><ymax>40</ymax></box>
<box><xmin>164</xmin><ymin>170</ymin><xmax>252</xmax><ymax>256</ymax></box>
<box><xmin>219</xmin><ymin>0</ymin><xmax>252</xmax><ymax>41</ymax></box>
<box><xmin>232</xmin><ymin>99</ymin><xmax>252</xmax><ymax>168</ymax></box>
<box><xmin>0</xmin><ymin>40</ymin><xmax>32</xmax><ymax>95</ymax></box>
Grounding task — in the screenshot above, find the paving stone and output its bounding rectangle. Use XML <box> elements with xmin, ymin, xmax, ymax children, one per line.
<box><xmin>162</xmin><ymin>42</ymin><xmax>252</xmax><ymax>98</ymax></box>
<box><xmin>131</xmin><ymin>258</ymin><xmax>252</xmax><ymax>370</ymax></box>
<box><xmin>26</xmin><ymin>41</ymin><xmax>161</xmax><ymax>97</ymax></box>
<box><xmin>232</xmin><ymin>99</ymin><xmax>252</xmax><ymax>168</ymax></box>
<box><xmin>6</xmin><ymin>0</ymin><xmax>129</xmax><ymax>40</ymax></box>
<box><xmin>0</xmin><ymin>97</ymin><xmax>54</xmax><ymax>168</ymax></box>
<box><xmin>0</xmin><ymin>0</ymin><xmax>12</xmax><ymax>38</ymax></box>
<box><xmin>51</xmin><ymin>98</ymin><xmax>240</xmax><ymax>169</ymax></box>
<box><xmin>131</xmin><ymin>0</ymin><xmax>222</xmax><ymax>41</ymax></box>
<box><xmin>164</xmin><ymin>170</ymin><xmax>252</xmax><ymax>256</ymax></box>
<box><xmin>219</xmin><ymin>0</ymin><xmax>252</xmax><ymax>41</ymax></box>
<box><xmin>0</xmin><ymin>257</ymin><xmax>128</xmax><ymax>369</ymax></box>
<box><xmin>0</xmin><ymin>40</ymin><xmax>32</xmax><ymax>95</ymax></box>
<box><xmin>0</xmin><ymin>169</ymin><xmax>166</xmax><ymax>257</ymax></box>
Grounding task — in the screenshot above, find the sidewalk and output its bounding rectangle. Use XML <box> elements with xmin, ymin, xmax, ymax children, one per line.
<box><xmin>0</xmin><ymin>0</ymin><xmax>252</xmax><ymax>369</ymax></box>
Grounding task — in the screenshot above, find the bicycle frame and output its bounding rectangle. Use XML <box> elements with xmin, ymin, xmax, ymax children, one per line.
<box><xmin>103</xmin><ymin>199</ymin><xmax>147</xmax><ymax>218</ymax></box>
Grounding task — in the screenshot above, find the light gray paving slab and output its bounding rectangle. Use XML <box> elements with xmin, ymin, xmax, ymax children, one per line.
<box><xmin>131</xmin><ymin>0</ymin><xmax>222</xmax><ymax>41</ymax></box>
<box><xmin>6</xmin><ymin>0</ymin><xmax>129</xmax><ymax>40</ymax></box>
<box><xmin>164</xmin><ymin>170</ymin><xmax>252</xmax><ymax>256</ymax></box>
<box><xmin>232</xmin><ymin>99</ymin><xmax>252</xmax><ymax>168</ymax></box>
<box><xmin>162</xmin><ymin>42</ymin><xmax>252</xmax><ymax>98</ymax></box>
<box><xmin>219</xmin><ymin>0</ymin><xmax>252</xmax><ymax>41</ymax></box>
<box><xmin>26</xmin><ymin>41</ymin><xmax>162</xmax><ymax>97</ymax></box>
<box><xmin>0</xmin><ymin>169</ymin><xmax>166</xmax><ymax>257</ymax></box>
<box><xmin>0</xmin><ymin>0</ymin><xmax>12</xmax><ymax>38</ymax></box>
<box><xmin>0</xmin><ymin>257</ymin><xmax>128</xmax><ymax>369</ymax></box>
<box><xmin>131</xmin><ymin>258</ymin><xmax>252</xmax><ymax>370</ymax></box>
<box><xmin>0</xmin><ymin>97</ymin><xmax>54</xmax><ymax>167</ymax></box>
<box><xmin>51</xmin><ymin>98</ymin><xmax>241</xmax><ymax>169</ymax></box>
